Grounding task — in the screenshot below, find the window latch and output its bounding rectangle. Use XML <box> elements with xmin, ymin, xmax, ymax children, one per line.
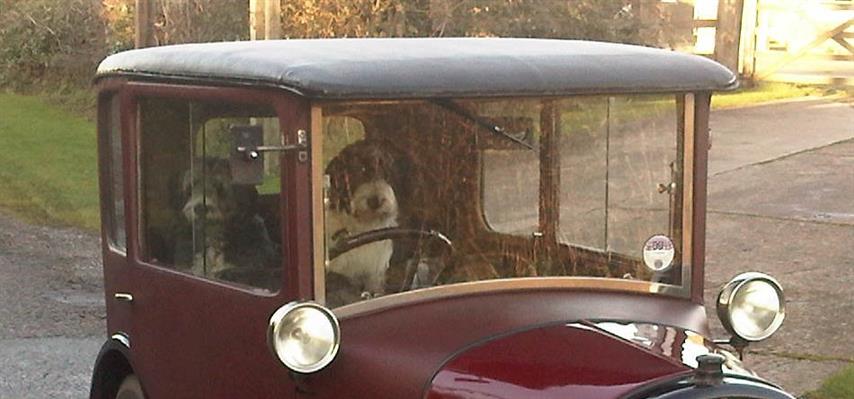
<box><xmin>236</xmin><ymin>129</ymin><xmax>309</xmax><ymax>161</ymax></box>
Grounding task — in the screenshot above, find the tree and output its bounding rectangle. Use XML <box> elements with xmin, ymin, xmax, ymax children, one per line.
<box><xmin>0</xmin><ymin>0</ymin><xmax>106</xmax><ymax>86</ymax></box>
<box><xmin>156</xmin><ymin>0</ymin><xmax>248</xmax><ymax>44</ymax></box>
<box><xmin>279</xmin><ymin>0</ymin><xmax>646</xmax><ymax>43</ymax></box>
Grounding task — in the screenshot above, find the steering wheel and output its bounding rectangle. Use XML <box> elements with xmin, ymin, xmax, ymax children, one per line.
<box><xmin>328</xmin><ymin>227</ymin><xmax>454</xmax><ymax>293</ymax></box>
<box><xmin>327</xmin><ymin>227</ymin><xmax>453</xmax><ymax>260</ymax></box>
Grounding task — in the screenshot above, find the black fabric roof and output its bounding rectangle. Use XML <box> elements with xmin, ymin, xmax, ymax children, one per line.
<box><xmin>96</xmin><ymin>38</ymin><xmax>738</xmax><ymax>99</ymax></box>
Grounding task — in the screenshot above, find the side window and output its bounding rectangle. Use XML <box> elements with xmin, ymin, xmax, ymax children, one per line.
<box><xmin>480</xmin><ymin>105</ymin><xmax>541</xmax><ymax>234</ymax></box>
<box><xmin>104</xmin><ymin>95</ymin><xmax>126</xmax><ymax>251</ymax></box>
<box><xmin>601</xmin><ymin>95</ymin><xmax>679</xmax><ymax>256</ymax></box>
<box><xmin>322</xmin><ymin>116</ymin><xmax>366</xmax><ymax>164</ymax></box>
<box><xmin>137</xmin><ymin>97</ymin><xmax>283</xmax><ymax>292</ymax></box>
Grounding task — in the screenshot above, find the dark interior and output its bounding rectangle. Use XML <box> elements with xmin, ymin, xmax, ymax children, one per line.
<box><xmin>324</xmin><ymin>101</ymin><xmax>653</xmax><ymax>295</ymax></box>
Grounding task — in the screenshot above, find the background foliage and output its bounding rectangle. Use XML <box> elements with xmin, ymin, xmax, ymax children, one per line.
<box><xmin>0</xmin><ymin>0</ymin><xmax>106</xmax><ymax>89</ymax></box>
<box><xmin>156</xmin><ymin>0</ymin><xmax>249</xmax><ymax>44</ymax></box>
<box><xmin>0</xmin><ymin>0</ymin><xmax>664</xmax><ymax>106</ymax></box>
<box><xmin>279</xmin><ymin>0</ymin><xmax>644</xmax><ymax>41</ymax></box>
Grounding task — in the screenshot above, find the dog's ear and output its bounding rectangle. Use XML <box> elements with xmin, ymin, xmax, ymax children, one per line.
<box><xmin>377</xmin><ymin>148</ymin><xmax>395</xmax><ymax>178</ymax></box>
<box><xmin>208</xmin><ymin>158</ymin><xmax>232</xmax><ymax>181</ymax></box>
<box><xmin>170</xmin><ymin>171</ymin><xmax>190</xmax><ymax>213</ymax></box>
<box><xmin>232</xmin><ymin>184</ymin><xmax>259</xmax><ymax>208</ymax></box>
<box><xmin>325</xmin><ymin>156</ymin><xmax>352</xmax><ymax>213</ymax></box>
<box><xmin>370</xmin><ymin>140</ymin><xmax>410</xmax><ymax>203</ymax></box>
<box><xmin>181</xmin><ymin>168</ymin><xmax>191</xmax><ymax>193</ymax></box>
<box><xmin>180</xmin><ymin>168</ymin><xmax>196</xmax><ymax>202</ymax></box>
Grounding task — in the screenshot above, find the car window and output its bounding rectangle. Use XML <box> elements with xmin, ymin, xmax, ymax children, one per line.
<box><xmin>481</xmin><ymin>104</ymin><xmax>540</xmax><ymax>235</ymax></box>
<box><xmin>556</xmin><ymin>96</ymin><xmax>680</xmax><ymax>257</ymax></box>
<box><xmin>320</xmin><ymin>95</ymin><xmax>687</xmax><ymax>307</ymax></box>
<box><xmin>103</xmin><ymin>94</ymin><xmax>126</xmax><ymax>252</ymax></box>
<box><xmin>137</xmin><ymin>97</ymin><xmax>283</xmax><ymax>292</ymax></box>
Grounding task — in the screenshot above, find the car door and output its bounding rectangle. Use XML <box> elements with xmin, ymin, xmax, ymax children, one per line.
<box><xmin>98</xmin><ymin>90</ymin><xmax>135</xmax><ymax>344</ymax></box>
<box><xmin>118</xmin><ymin>83</ymin><xmax>311</xmax><ymax>398</ymax></box>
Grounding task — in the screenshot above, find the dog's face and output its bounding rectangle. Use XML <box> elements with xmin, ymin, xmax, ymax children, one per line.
<box><xmin>181</xmin><ymin>159</ymin><xmax>238</xmax><ymax>223</ymax></box>
<box><xmin>350</xmin><ymin>178</ymin><xmax>398</xmax><ymax>223</ymax></box>
<box><xmin>325</xmin><ymin>140</ymin><xmax>398</xmax><ymax>223</ymax></box>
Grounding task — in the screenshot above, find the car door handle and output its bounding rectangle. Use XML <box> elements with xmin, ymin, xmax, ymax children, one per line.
<box><xmin>114</xmin><ymin>292</ymin><xmax>134</xmax><ymax>303</ymax></box>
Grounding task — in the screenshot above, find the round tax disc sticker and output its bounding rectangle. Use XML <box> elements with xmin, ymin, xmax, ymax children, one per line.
<box><xmin>643</xmin><ymin>235</ymin><xmax>675</xmax><ymax>272</ymax></box>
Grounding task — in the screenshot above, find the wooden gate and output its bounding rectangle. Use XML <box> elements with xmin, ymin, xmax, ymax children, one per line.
<box><xmin>747</xmin><ymin>0</ymin><xmax>854</xmax><ymax>85</ymax></box>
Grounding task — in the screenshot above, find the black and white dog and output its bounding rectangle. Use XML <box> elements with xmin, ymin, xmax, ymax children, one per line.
<box><xmin>325</xmin><ymin>140</ymin><xmax>399</xmax><ymax>296</ymax></box>
<box><xmin>177</xmin><ymin>158</ymin><xmax>279</xmax><ymax>285</ymax></box>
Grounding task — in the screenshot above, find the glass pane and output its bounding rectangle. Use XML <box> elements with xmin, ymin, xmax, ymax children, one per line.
<box><xmin>606</xmin><ymin>96</ymin><xmax>679</xmax><ymax>256</ymax></box>
<box><xmin>557</xmin><ymin>95</ymin><xmax>680</xmax><ymax>281</ymax></box>
<box><xmin>138</xmin><ymin>98</ymin><xmax>282</xmax><ymax>292</ymax></box>
<box><xmin>481</xmin><ymin>101</ymin><xmax>540</xmax><ymax>235</ymax></box>
<box><xmin>107</xmin><ymin>95</ymin><xmax>126</xmax><ymax>251</ymax></box>
<box><xmin>320</xmin><ymin>96</ymin><xmax>684</xmax><ymax>307</ymax></box>
<box><xmin>557</xmin><ymin>97</ymin><xmax>608</xmax><ymax>249</ymax></box>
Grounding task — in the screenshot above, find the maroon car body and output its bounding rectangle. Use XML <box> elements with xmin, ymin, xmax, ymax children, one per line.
<box><xmin>89</xmin><ymin>38</ymin><xmax>793</xmax><ymax>399</ymax></box>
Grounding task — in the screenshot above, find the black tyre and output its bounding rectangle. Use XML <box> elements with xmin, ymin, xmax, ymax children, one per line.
<box><xmin>116</xmin><ymin>374</ymin><xmax>144</xmax><ymax>399</ymax></box>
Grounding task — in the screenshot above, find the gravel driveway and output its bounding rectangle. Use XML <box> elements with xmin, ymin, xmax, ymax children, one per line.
<box><xmin>0</xmin><ymin>213</ymin><xmax>104</xmax><ymax>398</ymax></box>
<box><xmin>704</xmin><ymin>98</ymin><xmax>854</xmax><ymax>395</ymax></box>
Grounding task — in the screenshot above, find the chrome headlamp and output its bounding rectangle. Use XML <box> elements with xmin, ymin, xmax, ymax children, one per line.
<box><xmin>717</xmin><ymin>272</ymin><xmax>785</xmax><ymax>342</ymax></box>
<box><xmin>268</xmin><ymin>301</ymin><xmax>341</xmax><ymax>374</ymax></box>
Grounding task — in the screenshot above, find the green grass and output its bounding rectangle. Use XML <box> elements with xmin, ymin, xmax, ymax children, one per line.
<box><xmin>711</xmin><ymin>81</ymin><xmax>836</xmax><ymax>109</ymax></box>
<box><xmin>803</xmin><ymin>364</ymin><xmax>854</xmax><ymax>399</ymax></box>
<box><xmin>0</xmin><ymin>92</ymin><xmax>100</xmax><ymax>231</ymax></box>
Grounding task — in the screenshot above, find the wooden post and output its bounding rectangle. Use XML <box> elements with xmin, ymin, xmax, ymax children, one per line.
<box><xmin>135</xmin><ymin>0</ymin><xmax>156</xmax><ymax>48</ymax></box>
<box><xmin>714</xmin><ymin>0</ymin><xmax>745</xmax><ymax>75</ymax></box>
<box><xmin>738</xmin><ymin>0</ymin><xmax>759</xmax><ymax>81</ymax></box>
<box><xmin>249</xmin><ymin>0</ymin><xmax>283</xmax><ymax>174</ymax></box>
<box><xmin>250</xmin><ymin>0</ymin><xmax>281</xmax><ymax>40</ymax></box>
<box><xmin>537</xmin><ymin>100</ymin><xmax>563</xmax><ymax>276</ymax></box>
<box><xmin>249</xmin><ymin>0</ymin><xmax>265</xmax><ymax>40</ymax></box>
<box><xmin>264</xmin><ymin>0</ymin><xmax>282</xmax><ymax>39</ymax></box>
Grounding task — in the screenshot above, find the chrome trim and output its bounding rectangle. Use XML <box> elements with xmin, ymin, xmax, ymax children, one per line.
<box><xmin>111</xmin><ymin>332</ymin><xmax>131</xmax><ymax>349</ymax></box>
<box><xmin>114</xmin><ymin>292</ymin><xmax>134</xmax><ymax>303</ymax></box>
<box><xmin>107</xmin><ymin>243</ymin><xmax>128</xmax><ymax>257</ymax></box>
<box><xmin>334</xmin><ymin>277</ymin><xmax>669</xmax><ymax>319</ymax></box>
<box><xmin>716</xmin><ymin>272</ymin><xmax>786</xmax><ymax>342</ymax></box>
<box><xmin>591</xmin><ymin>321</ymin><xmax>751</xmax><ymax>375</ymax></box>
<box><xmin>310</xmin><ymin>105</ymin><xmax>326</xmax><ymax>304</ymax></box>
<box><xmin>267</xmin><ymin>301</ymin><xmax>341</xmax><ymax>374</ymax></box>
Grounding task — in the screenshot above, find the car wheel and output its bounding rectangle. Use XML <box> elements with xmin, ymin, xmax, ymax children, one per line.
<box><xmin>116</xmin><ymin>374</ymin><xmax>144</xmax><ymax>399</ymax></box>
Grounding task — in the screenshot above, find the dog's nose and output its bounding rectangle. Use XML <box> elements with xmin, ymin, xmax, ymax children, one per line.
<box><xmin>367</xmin><ymin>195</ymin><xmax>384</xmax><ymax>210</ymax></box>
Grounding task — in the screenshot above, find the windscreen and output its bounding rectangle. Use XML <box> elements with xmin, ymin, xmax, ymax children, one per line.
<box><xmin>320</xmin><ymin>95</ymin><xmax>687</xmax><ymax>307</ymax></box>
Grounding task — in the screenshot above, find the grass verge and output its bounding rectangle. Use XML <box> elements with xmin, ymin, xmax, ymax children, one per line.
<box><xmin>802</xmin><ymin>364</ymin><xmax>854</xmax><ymax>399</ymax></box>
<box><xmin>0</xmin><ymin>92</ymin><xmax>99</xmax><ymax>231</ymax></box>
<box><xmin>712</xmin><ymin>81</ymin><xmax>843</xmax><ymax>109</ymax></box>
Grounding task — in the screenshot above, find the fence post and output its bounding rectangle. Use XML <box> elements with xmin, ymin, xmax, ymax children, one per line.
<box><xmin>265</xmin><ymin>0</ymin><xmax>282</xmax><ymax>39</ymax></box>
<box><xmin>738</xmin><ymin>0</ymin><xmax>759</xmax><ymax>81</ymax></box>
<box><xmin>249</xmin><ymin>0</ymin><xmax>265</xmax><ymax>40</ymax></box>
<box><xmin>714</xmin><ymin>0</ymin><xmax>745</xmax><ymax>75</ymax></box>
<box><xmin>135</xmin><ymin>0</ymin><xmax>156</xmax><ymax>48</ymax></box>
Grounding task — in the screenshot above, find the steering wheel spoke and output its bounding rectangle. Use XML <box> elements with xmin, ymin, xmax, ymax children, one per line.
<box><xmin>327</xmin><ymin>227</ymin><xmax>452</xmax><ymax>261</ymax></box>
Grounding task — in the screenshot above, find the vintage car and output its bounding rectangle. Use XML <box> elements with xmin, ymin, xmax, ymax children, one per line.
<box><xmin>90</xmin><ymin>38</ymin><xmax>793</xmax><ymax>399</ymax></box>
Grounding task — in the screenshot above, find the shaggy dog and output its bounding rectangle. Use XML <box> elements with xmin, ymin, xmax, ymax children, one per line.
<box><xmin>325</xmin><ymin>140</ymin><xmax>399</xmax><ymax>296</ymax></box>
<box><xmin>177</xmin><ymin>158</ymin><xmax>279</xmax><ymax>285</ymax></box>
